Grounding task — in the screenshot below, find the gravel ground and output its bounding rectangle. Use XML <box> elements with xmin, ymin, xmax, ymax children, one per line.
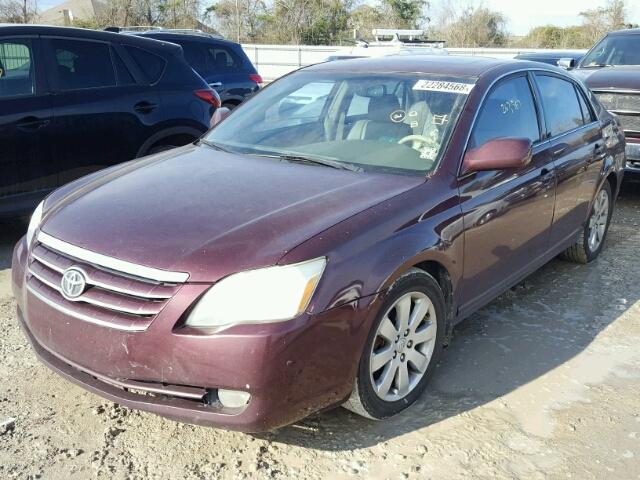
<box><xmin>1</xmin><ymin>183</ymin><xmax>640</xmax><ymax>479</ymax></box>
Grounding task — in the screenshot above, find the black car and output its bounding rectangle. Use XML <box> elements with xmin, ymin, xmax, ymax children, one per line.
<box><xmin>132</xmin><ymin>30</ymin><xmax>262</xmax><ymax>109</ymax></box>
<box><xmin>514</xmin><ymin>51</ymin><xmax>584</xmax><ymax>68</ymax></box>
<box><xmin>0</xmin><ymin>25</ymin><xmax>218</xmax><ymax>216</ymax></box>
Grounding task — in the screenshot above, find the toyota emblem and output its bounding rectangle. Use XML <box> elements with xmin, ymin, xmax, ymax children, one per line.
<box><xmin>61</xmin><ymin>268</ymin><xmax>87</xmax><ymax>299</ymax></box>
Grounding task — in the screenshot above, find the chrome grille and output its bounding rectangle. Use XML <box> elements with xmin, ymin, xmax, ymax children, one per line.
<box><xmin>26</xmin><ymin>232</ymin><xmax>188</xmax><ymax>331</ymax></box>
<box><xmin>594</xmin><ymin>91</ymin><xmax>640</xmax><ymax>135</ymax></box>
<box><xmin>615</xmin><ymin>113</ymin><xmax>640</xmax><ymax>134</ymax></box>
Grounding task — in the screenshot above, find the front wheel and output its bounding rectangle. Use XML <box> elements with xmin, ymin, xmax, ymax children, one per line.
<box><xmin>343</xmin><ymin>268</ymin><xmax>446</xmax><ymax>419</ymax></box>
<box><xmin>562</xmin><ymin>181</ymin><xmax>613</xmax><ymax>264</ymax></box>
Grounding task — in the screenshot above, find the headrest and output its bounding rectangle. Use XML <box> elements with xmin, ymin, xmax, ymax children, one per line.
<box><xmin>367</xmin><ymin>94</ymin><xmax>401</xmax><ymax>122</ymax></box>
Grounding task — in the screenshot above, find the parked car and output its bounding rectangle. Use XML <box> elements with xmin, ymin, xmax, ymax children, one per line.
<box><xmin>514</xmin><ymin>51</ymin><xmax>584</xmax><ymax>68</ymax></box>
<box><xmin>13</xmin><ymin>55</ymin><xmax>625</xmax><ymax>432</ymax></box>
<box><xmin>130</xmin><ymin>29</ymin><xmax>262</xmax><ymax>109</ymax></box>
<box><xmin>0</xmin><ymin>25</ymin><xmax>218</xmax><ymax>216</ymax></box>
<box><xmin>564</xmin><ymin>28</ymin><xmax>640</xmax><ymax>173</ymax></box>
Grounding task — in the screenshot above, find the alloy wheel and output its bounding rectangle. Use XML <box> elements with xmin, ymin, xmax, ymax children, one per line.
<box><xmin>588</xmin><ymin>189</ymin><xmax>610</xmax><ymax>252</ymax></box>
<box><xmin>369</xmin><ymin>291</ymin><xmax>437</xmax><ymax>402</ymax></box>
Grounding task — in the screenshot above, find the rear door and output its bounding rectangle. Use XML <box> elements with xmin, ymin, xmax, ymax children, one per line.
<box><xmin>0</xmin><ymin>36</ymin><xmax>55</xmax><ymax>208</ymax></box>
<box><xmin>42</xmin><ymin>36</ymin><xmax>158</xmax><ymax>185</ymax></box>
<box><xmin>533</xmin><ymin>73</ymin><xmax>604</xmax><ymax>247</ymax></box>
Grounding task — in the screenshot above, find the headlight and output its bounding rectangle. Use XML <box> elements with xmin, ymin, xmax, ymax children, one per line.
<box><xmin>185</xmin><ymin>257</ymin><xmax>326</xmax><ymax>330</ymax></box>
<box><xmin>26</xmin><ymin>201</ymin><xmax>44</xmax><ymax>247</ymax></box>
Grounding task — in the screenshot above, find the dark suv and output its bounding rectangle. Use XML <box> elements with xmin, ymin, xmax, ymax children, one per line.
<box><xmin>133</xmin><ymin>30</ymin><xmax>261</xmax><ymax>109</ymax></box>
<box><xmin>0</xmin><ymin>25</ymin><xmax>217</xmax><ymax>216</ymax></box>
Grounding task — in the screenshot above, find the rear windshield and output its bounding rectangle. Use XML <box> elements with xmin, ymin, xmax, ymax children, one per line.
<box><xmin>178</xmin><ymin>40</ymin><xmax>250</xmax><ymax>75</ymax></box>
<box><xmin>206</xmin><ymin>71</ymin><xmax>473</xmax><ymax>176</ymax></box>
<box><xmin>124</xmin><ymin>45</ymin><xmax>166</xmax><ymax>83</ymax></box>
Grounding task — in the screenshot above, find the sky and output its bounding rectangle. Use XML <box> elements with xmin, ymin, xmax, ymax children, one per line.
<box><xmin>37</xmin><ymin>0</ymin><xmax>640</xmax><ymax>37</ymax></box>
<box><xmin>435</xmin><ymin>0</ymin><xmax>640</xmax><ymax>36</ymax></box>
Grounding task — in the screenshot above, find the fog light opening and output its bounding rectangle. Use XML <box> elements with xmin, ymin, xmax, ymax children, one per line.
<box><xmin>207</xmin><ymin>389</ymin><xmax>251</xmax><ymax>408</ymax></box>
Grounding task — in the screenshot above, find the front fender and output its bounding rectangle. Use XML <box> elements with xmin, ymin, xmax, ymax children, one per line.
<box><xmin>280</xmin><ymin>177</ymin><xmax>465</xmax><ymax>321</ymax></box>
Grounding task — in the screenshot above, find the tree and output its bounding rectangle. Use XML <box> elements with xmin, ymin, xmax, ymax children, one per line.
<box><xmin>0</xmin><ymin>0</ymin><xmax>38</xmax><ymax>23</ymax></box>
<box><xmin>580</xmin><ymin>0</ymin><xmax>628</xmax><ymax>44</ymax></box>
<box><xmin>431</xmin><ymin>0</ymin><xmax>507</xmax><ymax>47</ymax></box>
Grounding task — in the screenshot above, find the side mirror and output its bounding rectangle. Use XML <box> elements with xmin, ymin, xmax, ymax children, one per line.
<box><xmin>557</xmin><ymin>58</ymin><xmax>575</xmax><ymax>70</ymax></box>
<box><xmin>210</xmin><ymin>107</ymin><xmax>231</xmax><ymax>128</ymax></box>
<box><xmin>462</xmin><ymin>138</ymin><xmax>533</xmax><ymax>175</ymax></box>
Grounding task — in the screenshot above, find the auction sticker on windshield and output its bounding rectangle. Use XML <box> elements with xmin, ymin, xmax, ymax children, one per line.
<box><xmin>413</xmin><ymin>80</ymin><xmax>475</xmax><ymax>94</ymax></box>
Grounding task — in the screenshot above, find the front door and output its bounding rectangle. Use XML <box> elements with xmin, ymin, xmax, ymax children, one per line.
<box><xmin>458</xmin><ymin>73</ymin><xmax>557</xmax><ymax>317</ymax></box>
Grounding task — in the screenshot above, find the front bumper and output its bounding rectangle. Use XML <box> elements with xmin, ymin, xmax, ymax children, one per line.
<box><xmin>12</xmin><ymin>237</ymin><xmax>380</xmax><ymax>432</ymax></box>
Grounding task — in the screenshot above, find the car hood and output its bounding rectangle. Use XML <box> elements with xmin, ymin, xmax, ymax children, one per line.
<box><xmin>41</xmin><ymin>144</ymin><xmax>424</xmax><ymax>282</ymax></box>
<box><xmin>572</xmin><ymin>65</ymin><xmax>640</xmax><ymax>91</ymax></box>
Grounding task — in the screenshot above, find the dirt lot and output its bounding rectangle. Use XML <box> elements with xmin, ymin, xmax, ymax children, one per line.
<box><xmin>1</xmin><ymin>184</ymin><xmax>640</xmax><ymax>480</ymax></box>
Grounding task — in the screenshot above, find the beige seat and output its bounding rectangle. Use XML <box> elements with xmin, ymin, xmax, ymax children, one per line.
<box><xmin>347</xmin><ymin>95</ymin><xmax>411</xmax><ymax>142</ymax></box>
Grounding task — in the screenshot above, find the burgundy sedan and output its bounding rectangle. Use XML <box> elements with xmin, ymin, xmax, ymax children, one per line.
<box><xmin>12</xmin><ymin>56</ymin><xmax>626</xmax><ymax>432</ymax></box>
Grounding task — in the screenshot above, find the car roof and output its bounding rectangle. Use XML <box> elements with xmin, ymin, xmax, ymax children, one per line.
<box><xmin>0</xmin><ymin>24</ymin><xmax>176</xmax><ymax>50</ymax></box>
<box><xmin>135</xmin><ymin>31</ymin><xmax>241</xmax><ymax>47</ymax></box>
<box><xmin>304</xmin><ymin>55</ymin><xmax>556</xmax><ymax>79</ymax></box>
<box><xmin>608</xmin><ymin>28</ymin><xmax>640</xmax><ymax>36</ymax></box>
<box><xmin>516</xmin><ymin>51</ymin><xmax>582</xmax><ymax>58</ymax></box>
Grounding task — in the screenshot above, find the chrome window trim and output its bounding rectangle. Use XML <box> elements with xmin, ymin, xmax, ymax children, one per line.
<box><xmin>26</xmin><ymin>283</ymin><xmax>148</xmax><ymax>332</ymax></box>
<box><xmin>37</xmin><ymin>231</ymin><xmax>189</xmax><ymax>284</ymax></box>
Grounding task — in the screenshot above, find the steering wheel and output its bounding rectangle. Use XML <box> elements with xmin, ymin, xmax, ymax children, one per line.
<box><xmin>398</xmin><ymin>134</ymin><xmax>432</xmax><ymax>150</ymax></box>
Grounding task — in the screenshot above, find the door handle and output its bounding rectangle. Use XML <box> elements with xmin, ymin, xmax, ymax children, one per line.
<box><xmin>16</xmin><ymin>116</ymin><xmax>50</xmax><ymax>132</ymax></box>
<box><xmin>552</xmin><ymin>146</ymin><xmax>567</xmax><ymax>157</ymax></box>
<box><xmin>133</xmin><ymin>102</ymin><xmax>158</xmax><ymax>114</ymax></box>
<box><xmin>540</xmin><ymin>167</ymin><xmax>555</xmax><ymax>181</ymax></box>
<box><xmin>594</xmin><ymin>143</ymin><xmax>606</xmax><ymax>158</ymax></box>
<box><xmin>209</xmin><ymin>82</ymin><xmax>223</xmax><ymax>88</ymax></box>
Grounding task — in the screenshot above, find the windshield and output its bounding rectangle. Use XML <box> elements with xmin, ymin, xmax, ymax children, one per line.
<box><xmin>581</xmin><ymin>34</ymin><xmax>640</xmax><ymax>67</ymax></box>
<box><xmin>205</xmin><ymin>71</ymin><xmax>472</xmax><ymax>175</ymax></box>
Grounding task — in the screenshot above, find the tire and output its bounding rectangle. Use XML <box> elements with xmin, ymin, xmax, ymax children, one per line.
<box><xmin>222</xmin><ymin>102</ymin><xmax>239</xmax><ymax>110</ymax></box>
<box><xmin>561</xmin><ymin>181</ymin><xmax>613</xmax><ymax>264</ymax></box>
<box><xmin>343</xmin><ymin>268</ymin><xmax>446</xmax><ymax>420</ymax></box>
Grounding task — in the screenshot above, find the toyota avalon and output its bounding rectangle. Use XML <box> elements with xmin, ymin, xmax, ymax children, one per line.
<box><xmin>12</xmin><ymin>56</ymin><xmax>626</xmax><ymax>431</ymax></box>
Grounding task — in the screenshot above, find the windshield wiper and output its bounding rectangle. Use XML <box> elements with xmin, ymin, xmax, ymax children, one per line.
<box><xmin>254</xmin><ymin>153</ymin><xmax>363</xmax><ymax>172</ymax></box>
<box><xmin>199</xmin><ymin>138</ymin><xmax>231</xmax><ymax>152</ymax></box>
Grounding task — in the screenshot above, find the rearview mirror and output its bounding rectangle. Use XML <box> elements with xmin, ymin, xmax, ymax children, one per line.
<box><xmin>557</xmin><ymin>58</ymin><xmax>575</xmax><ymax>70</ymax></box>
<box><xmin>210</xmin><ymin>107</ymin><xmax>231</xmax><ymax>128</ymax></box>
<box><xmin>462</xmin><ymin>138</ymin><xmax>532</xmax><ymax>175</ymax></box>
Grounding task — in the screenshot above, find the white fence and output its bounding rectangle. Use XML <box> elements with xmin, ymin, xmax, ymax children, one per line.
<box><xmin>241</xmin><ymin>44</ymin><xmax>588</xmax><ymax>81</ymax></box>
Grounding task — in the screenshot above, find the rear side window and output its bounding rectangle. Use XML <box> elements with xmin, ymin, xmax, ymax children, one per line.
<box><xmin>535</xmin><ymin>75</ymin><xmax>584</xmax><ymax>137</ymax></box>
<box><xmin>205</xmin><ymin>45</ymin><xmax>244</xmax><ymax>72</ymax></box>
<box><xmin>470</xmin><ymin>75</ymin><xmax>540</xmax><ymax>148</ymax></box>
<box><xmin>124</xmin><ymin>46</ymin><xmax>166</xmax><ymax>83</ymax></box>
<box><xmin>0</xmin><ymin>39</ymin><xmax>34</xmax><ymax>97</ymax></box>
<box><xmin>46</xmin><ymin>38</ymin><xmax>115</xmax><ymax>91</ymax></box>
<box><xmin>180</xmin><ymin>41</ymin><xmax>246</xmax><ymax>75</ymax></box>
<box><xmin>112</xmin><ymin>48</ymin><xmax>135</xmax><ymax>85</ymax></box>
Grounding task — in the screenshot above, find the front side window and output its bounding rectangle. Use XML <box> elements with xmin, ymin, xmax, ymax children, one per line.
<box><xmin>47</xmin><ymin>38</ymin><xmax>115</xmax><ymax>91</ymax></box>
<box><xmin>581</xmin><ymin>34</ymin><xmax>640</xmax><ymax>67</ymax></box>
<box><xmin>535</xmin><ymin>75</ymin><xmax>584</xmax><ymax>137</ymax></box>
<box><xmin>470</xmin><ymin>75</ymin><xmax>540</xmax><ymax>149</ymax></box>
<box><xmin>0</xmin><ymin>39</ymin><xmax>34</xmax><ymax>97</ymax></box>
<box><xmin>205</xmin><ymin>72</ymin><xmax>472</xmax><ymax>175</ymax></box>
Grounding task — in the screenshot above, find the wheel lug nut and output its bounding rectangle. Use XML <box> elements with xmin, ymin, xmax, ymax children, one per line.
<box><xmin>393</xmin><ymin>351</ymin><xmax>397</xmax><ymax>358</ymax></box>
<box><xmin>407</xmin><ymin>340</ymin><xmax>413</xmax><ymax>348</ymax></box>
<box><xmin>404</xmin><ymin>329</ymin><xmax>409</xmax><ymax>337</ymax></box>
<box><xmin>400</xmin><ymin>353</ymin><xmax>405</xmax><ymax>362</ymax></box>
